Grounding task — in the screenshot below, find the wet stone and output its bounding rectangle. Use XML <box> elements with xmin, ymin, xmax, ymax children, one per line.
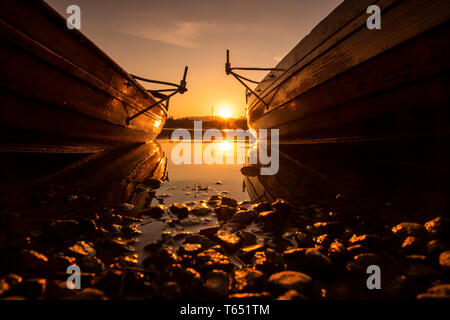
<box><xmin>401</xmin><ymin>236</ymin><xmax>427</xmax><ymax>255</ymax></box>
<box><xmin>229</xmin><ymin>292</ymin><xmax>271</xmax><ymax>300</ymax></box>
<box><xmin>227</xmin><ymin>210</ymin><xmax>258</xmax><ymax>227</ymax></box>
<box><xmin>214</xmin><ymin>230</ymin><xmax>242</xmax><ymax>252</ymax></box>
<box><xmin>0</xmin><ymin>274</ymin><xmax>22</xmax><ymax>296</ymax></box>
<box><xmin>190</xmin><ymin>203</ymin><xmax>211</xmax><ymax>216</ymax></box>
<box><xmin>77</xmin><ymin>218</ymin><xmax>98</xmax><ymax>234</ymax></box>
<box><xmin>328</xmin><ymin>240</ymin><xmax>347</xmax><ymax>261</ymax></box>
<box><xmin>237</xmin><ymin>244</ymin><xmax>265</xmax><ymax>264</ymax></box>
<box><xmin>179</xmin><ymin>268</ymin><xmax>202</xmax><ymax>289</ymax></box>
<box><xmin>283</xmin><ymin>248</ymin><xmax>307</xmax><ymax>269</ymax></box>
<box><xmin>68</xmin><ymin>241</ymin><xmax>96</xmax><ymax>257</ymax></box>
<box><xmin>215</xmin><ymin>205</ymin><xmax>236</xmax><ymax>221</ymax></box>
<box><xmin>195</xmin><ymin>249</ymin><xmax>234</xmax><ymax>272</ymax></box>
<box><xmin>314</xmin><ymin>234</ymin><xmax>333</xmax><ymax>247</ymax></box>
<box><xmin>424</xmin><ymin>216</ymin><xmax>450</xmax><ymax>240</ymax></box>
<box><xmin>346</xmin><ymin>253</ymin><xmax>386</xmax><ymax>276</ymax></box>
<box><xmin>392</xmin><ymin>222</ymin><xmax>427</xmax><ymax>239</ymax></box>
<box><xmin>204</xmin><ymin>270</ymin><xmax>230</xmax><ymax>298</ymax></box>
<box><xmin>348</xmin><ymin>234</ymin><xmax>384</xmax><ymax>251</ymax></box>
<box><xmin>236</xmin><ymin>231</ymin><xmax>257</xmax><ymax>246</ymax></box>
<box><xmin>50</xmin><ymin>254</ymin><xmax>76</xmax><ymax>272</ymax></box>
<box><xmin>178</xmin><ymin>243</ymin><xmax>203</xmax><ymax>256</ymax></box>
<box><xmin>439</xmin><ymin>250</ymin><xmax>450</xmax><ymax>270</ymax></box>
<box><xmin>268</xmin><ymin>271</ymin><xmax>312</xmax><ymax>295</ymax></box>
<box><xmin>221</xmin><ymin>196</ymin><xmax>238</xmax><ymax>207</ymax></box>
<box><xmin>46</xmin><ymin>280</ymin><xmax>73</xmax><ymax>299</ymax></box>
<box><xmin>80</xmin><ymin>256</ymin><xmax>104</xmax><ymax>273</ymax></box>
<box><xmin>17</xmin><ymin>250</ymin><xmax>48</xmax><ymax>273</ymax></box>
<box><xmin>256</xmin><ymin>210</ymin><xmax>279</xmax><ymax>226</ymax></box>
<box><xmin>121</xmin><ymin>224</ymin><xmax>142</xmax><ymax>236</ymax></box>
<box><xmin>252</xmin><ymin>249</ymin><xmax>282</xmax><ymax>273</ymax></box>
<box><xmin>12</xmin><ymin>278</ymin><xmax>47</xmax><ymax>300</ymax></box>
<box><xmin>294</xmin><ymin>231</ymin><xmax>314</xmax><ymax>248</ymax></box>
<box><xmin>100</xmin><ymin>213</ymin><xmax>123</xmax><ymax>226</ymax></box>
<box><xmin>66</xmin><ymin>288</ymin><xmax>108</xmax><ymax>300</ymax></box>
<box><xmin>309</xmin><ymin>222</ymin><xmax>341</xmax><ymax>236</ymax></box>
<box><xmin>143</xmin><ymin>247</ymin><xmax>180</xmax><ymax>269</ymax></box>
<box><xmin>276</xmin><ymin>289</ymin><xmax>308</xmax><ymax>300</ymax></box>
<box><xmin>347</xmin><ymin>244</ymin><xmax>371</xmax><ymax>257</ymax></box>
<box><xmin>199</xmin><ymin>226</ymin><xmax>219</xmax><ymax>238</ymax></box>
<box><xmin>114</xmin><ymin>254</ymin><xmax>138</xmax><ymax>267</ymax></box>
<box><xmin>406</xmin><ymin>264</ymin><xmax>442</xmax><ymax>280</ymax></box>
<box><xmin>145</xmin><ymin>205</ymin><xmax>166</xmax><ymax>218</ymax></box>
<box><xmin>184</xmin><ymin>235</ymin><xmax>217</xmax><ymax>249</ymax></box>
<box><xmin>426</xmin><ymin>240</ymin><xmax>449</xmax><ymax>259</ymax></box>
<box><xmin>169</xmin><ymin>203</ymin><xmax>189</xmax><ymax>219</ymax></box>
<box><xmin>417</xmin><ymin>284</ymin><xmax>450</xmax><ymax>300</ymax></box>
<box><xmin>50</xmin><ymin>219</ymin><xmax>81</xmax><ymax>238</ymax></box>
<box><xmin>271</xmin><ymin>199</ymin><xmax>292</xmax><ymax>214</ymax></box>
<box><xmin>305</xmin><ymin>248</ymin><xmax>334</xmax><ymax>275</ymax></box>
<box><xmin>253</xmin><ymin>202</ymin><xmax>272</xmax><ymax>212</ymax></box>
<box><xmin>232</xmin><ymin>268</ymin><xmax>264</xmax><ymax>292</ymax></box>
<box><xmin>92</xmin><ymin>269</ymin><xmax>123</xmax><ymax>298</ymax></box>
<box><xmin>159</xmin><ymin>281</ymin><xmax>182</xmax><ymax>299</ymax></box>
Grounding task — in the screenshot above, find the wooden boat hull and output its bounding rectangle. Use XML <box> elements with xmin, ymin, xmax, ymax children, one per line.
<box><xmin>247</xmin><ymin>0</ymin><xmax>450</xmax><ymax>143</ymax></box>
<box><xmin>0</xmin><ymin>0</ymin><xmax>167</xmax><ymax>153</ymax></box>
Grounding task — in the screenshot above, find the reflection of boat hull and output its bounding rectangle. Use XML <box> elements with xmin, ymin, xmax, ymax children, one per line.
<box><xmin>247</xmin><ymin>0</ymin><xmax>450</xmax><ymax>142</ymax></box>
<box><xmin>243</xmin><ymin>136</ymin><xmax>449</xmax><ymax>219</ymax></box>
<box><xmin>1</xmin><ymin>141</ymin><xmax>168</xmax><ymax>212</ymax></box>
<box><xmin>0</xmin><ymin>0</ymin><xmax>166</xmax><ymax>152</ymax></box>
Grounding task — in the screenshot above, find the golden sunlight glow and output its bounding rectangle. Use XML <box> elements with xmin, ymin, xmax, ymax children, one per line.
<box><xmin>217</xmin><ymin>105</ymin><xmax>233</xmax><ymax>119</ymax></box>
<box><xmin>154</xmin><ymin>120</ymin><xmax>161</xmax><ymax>127</ymax></box>
<box><xmin>218</xmin><ymin>141</ymin><xmax>232</xmax><ymax>152</ymax></box>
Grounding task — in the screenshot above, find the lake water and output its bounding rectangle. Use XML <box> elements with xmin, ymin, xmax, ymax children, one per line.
<box><xmin>135</xmin><ymin>139</ymin><xmax>252</xmax><ymax>257</ymax></box>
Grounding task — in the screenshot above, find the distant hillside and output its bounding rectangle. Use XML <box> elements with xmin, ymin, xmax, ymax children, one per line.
<box><xmin>164</xmin><ymin>117</ymin><xmax>248</xmax><ymax>130</ymax></box>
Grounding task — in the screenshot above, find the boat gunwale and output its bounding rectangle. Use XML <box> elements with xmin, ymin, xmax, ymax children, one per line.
<box><xmin>26</xmin><ymin>0</ymin><xmax>168</xmax><ymax>116</ymax></box>
<box><xmin>247</xmin><ymin>0</ymin><xmax>396</xmax><ymax>112</ymax></box>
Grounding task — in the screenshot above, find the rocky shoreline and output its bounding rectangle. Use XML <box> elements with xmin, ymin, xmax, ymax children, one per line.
<box><xmin>1</xmin><ymin>181</ymin><xmax>449</xmax><ymax>300</ymax></box>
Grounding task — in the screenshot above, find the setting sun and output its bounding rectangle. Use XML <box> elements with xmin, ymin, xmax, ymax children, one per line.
<box><xmin>217</xmin><ymin>105</ymin><xmax>233</xmax><ymax>119</ymax></box>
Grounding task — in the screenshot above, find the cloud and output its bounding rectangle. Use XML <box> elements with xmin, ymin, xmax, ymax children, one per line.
<box><xmin>121</xmin><ymin>21</ymin><xmax>215</xmax><ymax>48</ymax></box>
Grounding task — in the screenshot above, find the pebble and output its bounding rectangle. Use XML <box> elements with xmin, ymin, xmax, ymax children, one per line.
<box><xmin>268</xmin><ymin>271</ymin><xmax>312</xmax><ymax>295</ymax></box>
<box><xmin>66</xmin><ymin>288</ymin><xmax>108</xmax><ymax>300</ymax></box>
<box><xmin>252</xmin><ymin>249</ymin><xmax>282</xmax><ymax>272</ymax></box>
<box><xmin>221</xmin><ymin>196</ymin><xmax>238</xmax><ymax>207</ymax></box>
<box><xmin>417</xmin><ymin>284</ymin><xmax>450</xmax><ymax>300</ymax></box>
<box><xmin>215</xmin><ymin>205</ymin><xmax>236</xmax><ymax>221</ymax></box>
<box><xmin>401</xmin><ymin>236</ymin><xmax>427</xmax><ymax>255</ymax></box>
<box><xmin>144</xmin><ymin>204</ymin><xmax>167</xmax><ymax>218</ymax></box>
<box><xmin>68</xmin><ymin>241</ymin><xmax>96</xmax><ymax>257</ymax></box>
<box><xmin>424</xmin><ymin>216</ymin><xmax>450</xmax><ymax>240</ymax></box>
<box><xmin>439</xmin><ymin>250</ymin><xmax>450</xmax><ymax>270</ymax></box>
<box><xmin>204</xmin><ymin>270</ymin><xmax>230</xmax><ymax>298</ymax></box>
<box><xmin>232</xmin><ymin>268</ymin><xmax>264</xmax><ymax>292</ymax></box>
<box><xmin>346</xmin><ymin>253</ymin><xmax>386</xmax><ymax>276</ymax></box>
<box><xmin>305</xmin><ymin>248</ymin><xmax>334</xmax><ymax>275</ymax></box>
<box><xmin>276</xmin><ymin>289</ymin><xmax>308</xmax><ymax>300</ymax></box>
<box><xmin>228</xmin><ymin>292</ymin><xmax>271</xmax><ymax>299</ymax></box>
<box><xmin>196</xmin><ymin>249</ymin><xmax>234</xmax><ymax>272</ymax></box>
<box><xmin>214</xmin><ymin>230</ymin><xmax>242</xmax><ymax>252</ymax></box>
<box><xmin>169</xmin><ymin>203</ymin><xmax>189</xmax><ymax>219</ymax></box>
<box><xmin>392</xmin><ymin>222</ymin><xmax>427</xmax><ymax>239</ymax></box>
<box><xmin>237</xmin><ymin>244</ymin><xmax>265</xmax><ymax>263</ymax></box>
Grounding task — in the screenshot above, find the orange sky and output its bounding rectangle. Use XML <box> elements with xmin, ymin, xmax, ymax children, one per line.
<box><xmin>46</xmin><ymin>0</ymin><xmax>342</xmax><ymax>118</ymax></box>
